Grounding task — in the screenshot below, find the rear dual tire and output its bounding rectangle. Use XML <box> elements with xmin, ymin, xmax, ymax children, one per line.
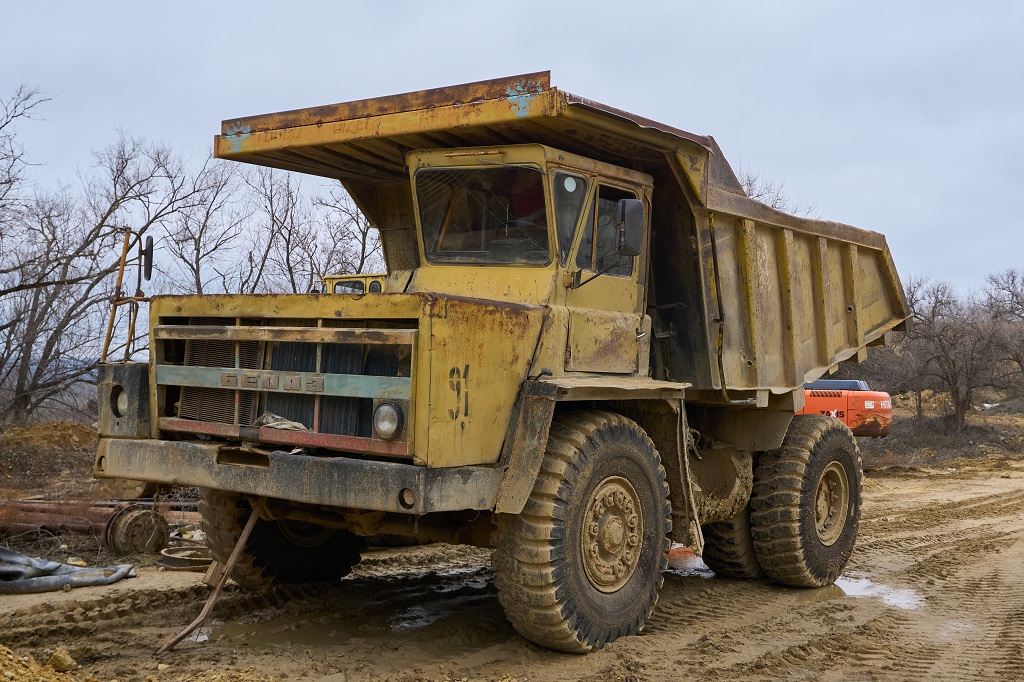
<box><xmin>701</xmin><ymin>505</ymin><xmax>765</xmax><ymax>580</ymax></box>
<box><xmin>749</xmin><ymin>414</ymin><xmax>862</xmax><ymax>587</ymax></box>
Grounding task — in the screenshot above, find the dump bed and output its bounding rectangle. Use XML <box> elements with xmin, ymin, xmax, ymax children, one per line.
<box><xmin>214</xmin><ymin>72</ymin><xmax>909</xmax><ymax>401</ymax></box>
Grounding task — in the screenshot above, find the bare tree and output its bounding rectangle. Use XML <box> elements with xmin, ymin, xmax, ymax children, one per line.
<box><xmin>986</xmin><ymin>268</ymin><xmax>1024</xmax><ymax>320</ymax></box>
<box><xmin>908</xmin><ymin>279</ymin><xmax>1008</xmax><ymax>432</ymax></box>
<box><xmin>0</xmin><ymin>133</ymin><xmax>202</xmax><ymax>424</ymax></box>
<box><xmin>191</xmin><ymin>170</ymin><xmax>385</xmax><ymax>296</ymax></box>
<box><xmin>0</xmin><ymin>83</ymin><xmax>49</xmax><ymax>221</ymax></box>
<box><xmin>985</xmin><ymin>268</ymin><xmax>1024</xmax><ymax>394</ymax></box>
<box><xmin>737</xmin><ymin>165</ymin><xmax>819</xmax><ymax>218</ymax></box>
<box><xmin>255</xmin><ymin>168</ymin><xmax>319</xmax><ymax>294</ymax></box>
<box><xmin>162</xmin><ymin>159</ymin><xmax>247</xmax><ymax>294</ymax></box>
<box><xmin>314</xmin><ymin>185</ymin><xmax>383</xmax><ymax>277</ymax></box>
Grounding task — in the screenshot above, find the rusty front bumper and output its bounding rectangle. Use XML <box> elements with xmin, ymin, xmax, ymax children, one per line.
<box><xmin>95</xmin><ymin>438</ymin><xmax>500</xmax><ymax>515</ymax></box>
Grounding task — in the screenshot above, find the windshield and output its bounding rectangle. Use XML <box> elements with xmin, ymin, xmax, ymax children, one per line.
<box><xmin>416</xmin><ymin>166</ymin><xmax>551</xmax><ymax>265</ymax></box>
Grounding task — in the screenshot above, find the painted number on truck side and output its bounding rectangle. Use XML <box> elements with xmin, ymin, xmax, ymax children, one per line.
<box><xmin>449</xmin><ymin>364</ymin><xmax>470</xmax><ymax>420</ymax></box>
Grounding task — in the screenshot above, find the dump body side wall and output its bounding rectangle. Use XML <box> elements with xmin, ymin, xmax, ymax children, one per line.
<box><xmin>650</xmin><ymin>193</ymin><xmax>907</xmax><ymax>398</ymax></box>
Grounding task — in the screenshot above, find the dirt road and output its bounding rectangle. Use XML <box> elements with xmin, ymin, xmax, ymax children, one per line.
<box><xmin>2</xmin><ymin>459</ymin><xmax>1022</xmax><ymax>682</ymax></box>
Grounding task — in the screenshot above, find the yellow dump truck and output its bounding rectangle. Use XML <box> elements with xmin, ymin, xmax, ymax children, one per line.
<box><xmin>321</xmin><ymin>273</ymin><xmax>386</xmax><ymax>295</ymax></box>
<box><xmin>95</xmin><ymin>72</ymin><xmax>909</xmax><ymax>653</ymax></box>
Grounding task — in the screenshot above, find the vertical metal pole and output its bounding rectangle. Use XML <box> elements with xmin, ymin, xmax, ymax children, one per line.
<box><xmin>101</xmin><ymin>228</ymin><xmax>134</xmax><ymax>363</ymax></box>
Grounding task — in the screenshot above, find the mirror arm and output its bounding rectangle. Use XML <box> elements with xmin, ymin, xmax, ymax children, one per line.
<box><xmin>571</xmin><ymin>259</ymin><xmax>621</xmax><ymax>290</ymax></box>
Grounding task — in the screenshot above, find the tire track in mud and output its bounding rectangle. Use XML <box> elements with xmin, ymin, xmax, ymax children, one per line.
<box><xmin>1</xmin><ymin>545</ymin><xmax>495</xmax><ymax>651</ymax></box>
<box><xmin>860</xmin><ymin>488</ymin><xmax>1024</xmax><ymax>533</ymax></box>
<box><xmin>853</xmin><ymin>485</ymin><xmax>1024</xmax><ymax>574</ymax></box>
<box><xmin>697</xmin><ymin>610</ymin><xmax>951</xmax><ymax>681</ymax></box>
<box><xmin>0</xmin><ymin>582</ymin><xmax>332</xmax><ymax>649</ymax></box>
<box><xmin>630</xmin><ymin>477</ymin><xmax>1024</xmax><ymax>681</ymax></box>
<box><xmin>4</xmin><ymin>472</ymin><xmax>1024</xmax><ymax>681</ymax></box>
<box><xmin>911</xmin><ymin>534</ymin><xmax>1024</xmax><ymax>681</ymax></box>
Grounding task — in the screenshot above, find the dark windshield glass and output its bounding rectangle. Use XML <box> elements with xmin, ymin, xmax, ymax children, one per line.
<box><xmin>417</xmin><ymin>167</ymin><xmax>550</xmax><ymax>265</ymax></box>
<box><xmin>553</xmin><ymin>172</ymin><xmax>587</xmax><ymax>264</ymax></box>
<box><xmin>333</xmin><ymin>281</ymin><xmax>365</xmax><ymax>294</ymax></box>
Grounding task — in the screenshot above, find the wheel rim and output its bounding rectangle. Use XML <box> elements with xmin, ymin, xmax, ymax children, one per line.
<box><xmin>276</xmin><ymin>519</ymin><xmax>337</xmax><ymax>548</ymax></box>
<box><xmin>581</xmin><ymin>476</ymin><xmax>643</xmax><ymax>593</ymax></box>
<box><xmin>814</xmin><ymin>461</ymin><xmax>849</xmax><ymax>546</ymax></box>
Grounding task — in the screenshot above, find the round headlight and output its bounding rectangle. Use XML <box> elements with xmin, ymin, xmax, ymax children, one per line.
<box><xmin>373</xmin><ymin>403</ymin><xmax>403</xmax><ymax>440</ymax></box>
<box><xmin>111</xmin><ymin>385</ymin><xmax>129</xmax><ymax>418</ymax></box>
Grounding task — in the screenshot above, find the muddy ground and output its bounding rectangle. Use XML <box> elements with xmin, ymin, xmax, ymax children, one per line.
<box><xmin>3</xmin><ymin>410</ymin><xmax>1024</xmax><ymax>681</ymax></box>
<box><xmin>1</xmin><ymin>455</ymin><xmax>1021</xmax><ymax>681</ymax></box>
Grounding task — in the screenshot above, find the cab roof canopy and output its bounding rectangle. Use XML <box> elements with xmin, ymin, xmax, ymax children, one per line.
<box><xmin>214</xmin><ymin>71</ymin><xmax>893</xmax><ymax>272</ymax></box>
<box><xmin>213</xmin><ymin>71</ymin><xmax>744</xmax><ymax>206</ymax></box>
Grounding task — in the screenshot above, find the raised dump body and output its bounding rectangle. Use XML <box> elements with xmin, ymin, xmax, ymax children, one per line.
<box><xmin>97</xmin><ymin>73</ymin><xmax>909</xmax><ymax>654</ymax></box>
<box><xmin>214</xmin><ymin>71</ymin><xmax>907</xmax><ymax>425</ymax></box>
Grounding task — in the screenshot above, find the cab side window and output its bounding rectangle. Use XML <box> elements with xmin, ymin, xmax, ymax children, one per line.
<box><xmin>574</xmin><ymin>185</ymin><xmax>636</xmax><ymax>278</ymax></box>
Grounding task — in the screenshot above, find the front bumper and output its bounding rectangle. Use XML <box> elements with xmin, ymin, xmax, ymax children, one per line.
<box><xmin>95</xmin><ymin>438</ymin><xmax>501</xmax><ymax>515</ymax></box>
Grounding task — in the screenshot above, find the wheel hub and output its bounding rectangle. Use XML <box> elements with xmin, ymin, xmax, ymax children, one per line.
<box><xmin>581</xmin><ymin>476</ymin><xmax>643</xmax><ymax>593</ymax></box>
<box><xmin>814</xmin><ymin>461</ymin><xmax>849</xmax><ymax>546</ymax></box>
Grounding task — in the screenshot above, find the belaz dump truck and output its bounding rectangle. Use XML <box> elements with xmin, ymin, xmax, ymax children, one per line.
<box><xmin>95</xmin><ymin>72</ymin><xmax>909</xmax><ymax>652</ymax></box>
<box><xmin>322</xmin><ymin>273</ymin><xmax>386</xmax><ymax>295</ymax></box>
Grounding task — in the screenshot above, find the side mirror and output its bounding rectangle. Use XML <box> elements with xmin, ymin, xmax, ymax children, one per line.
<box><xmin>143</xmin><ymin>236</ymin><xmax>154</xmax><ymax>281</ymax></box>
<box><xmin>617</xmin><ymin>199</ymin><xmax>644</xmax><ymax>257</ymax></box>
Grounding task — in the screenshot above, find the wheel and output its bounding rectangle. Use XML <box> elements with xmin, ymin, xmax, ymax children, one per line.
<box><xmin>749</xmin><ymin>415</ymin><xmax>862</xmax><ymax>587</ymax></box>
<box><xmin>199</xmin><ymin>490</ymin><xmax>366</xmax><ymax>590</ymax></box>
<box><xmin>701</xmin><ymin>504</ymin><xmax>765</xmax><ymax>580</ymax></box>
<box><xmin>492</xmin><ymin>411</ymin><xmax>671</xmax><ymax>653</ymax></box>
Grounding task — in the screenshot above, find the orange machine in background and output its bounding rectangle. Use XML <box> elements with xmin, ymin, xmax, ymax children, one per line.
<box><xmin>798</xmin><ymin>380</ymin><xmax>893</xmax><ymax>437</ymax></box>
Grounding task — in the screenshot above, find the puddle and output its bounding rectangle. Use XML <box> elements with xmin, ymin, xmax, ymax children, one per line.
<box><xmin>833</xmin><ymin>574</ymin><xmax>924</xmax><ymax>610</ymax></box>
<box><xmin>664</xmin><ymin>545</ymin><xmax>715</xmax><ymax>578</ymax></box>
<box><xmin>663</xmin><ymin>544</ymin><xmax>923</xmax><ymax>611</ymax></box>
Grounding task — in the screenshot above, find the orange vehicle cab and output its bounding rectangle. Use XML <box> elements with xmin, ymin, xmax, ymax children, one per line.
<box><xmin>798</xmin><ymin>379</ymin><xmax>892</xmax><ymax>437</ymax></box>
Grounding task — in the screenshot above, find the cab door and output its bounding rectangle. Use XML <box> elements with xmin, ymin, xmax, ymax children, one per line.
<box><xmin>563</xmin><ymin>183</ymin><xmax>646</xmax><ymax>374</ymax></box>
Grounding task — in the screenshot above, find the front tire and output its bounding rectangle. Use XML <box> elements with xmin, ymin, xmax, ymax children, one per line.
<box><xmin>749</xmin><ymin>415</ymin><xmax>862</xmax><ymax>587</ymax></box>
<box><xmin>492</xmin><ymin>411</ymin><xmax>672</xmax><ymax>653</ymax></box>
<box><xmin>200</xmin><ymin>490</ymin><xmax>366</xmax><ymax>590</ymax></box>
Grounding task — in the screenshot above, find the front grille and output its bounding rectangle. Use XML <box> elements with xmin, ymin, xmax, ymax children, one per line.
<box><xmin>265</xmin><ymin>341</ymin><xmax>317</xmax><ymax>428</ymax></box>
<box><xmin>320</xmin><ymin>344</ymin><xmax>372</xmax><ymax>438</ymax></box>
<box><xmin>179</xmin><ymin>318</ymin><xmax>259</xmax><ymax>425</ymax></box>
<box><xmin>157</xmin><ymin>316</ymin><xmax>415</xmax><ymax>454</ymax></box>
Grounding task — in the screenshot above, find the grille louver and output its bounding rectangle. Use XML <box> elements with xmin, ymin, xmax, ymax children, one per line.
<box><xmin>167</xmin><ymin>317</ymin><xmax>413</xmax><ymax>452</ymax></box>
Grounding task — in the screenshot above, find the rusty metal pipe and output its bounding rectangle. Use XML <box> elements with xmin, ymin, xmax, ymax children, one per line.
<box><xmin>0</xmin><ymin>501</ymin><xmax>170</xmax><ymax>554</ymax></box>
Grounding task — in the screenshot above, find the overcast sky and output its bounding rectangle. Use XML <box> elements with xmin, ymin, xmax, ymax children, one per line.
<box><xmin>4</xmin><ymin>1</ymin><xmax>1021</xmax><ymax>290</ymax></box>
